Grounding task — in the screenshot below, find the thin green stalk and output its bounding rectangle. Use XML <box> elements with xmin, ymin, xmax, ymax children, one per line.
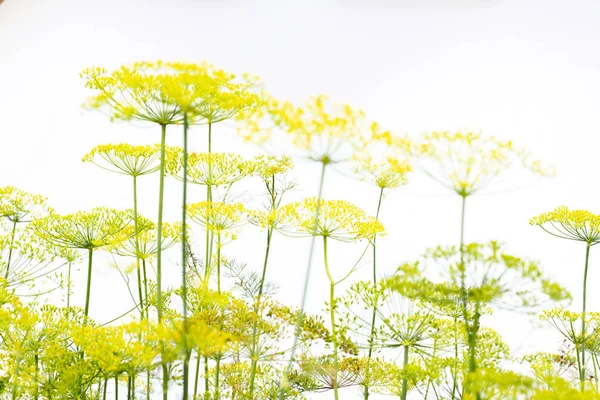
<box><xmin>127</xmin><ymin>375</ymin><xmax>132</xmax><ymax>400</ymax></box>
<box><xmin>215</xmin><ymin>357</ymin><xmax>221</xmax><ymax>399</ymax></box>
<box><xmin>401</xmin><ymin>345</ymin><xmax>409</xmax><ymax>400</ymax></box>
<box><xmin>67</xmin><ymin>261</ymin><xmax>72</xmax><ymax>308</ymax></box>
<box><xmin>142</xmin><ymin>259</ymin><xmax>149</xmax><ymax>320</ymax></box>
<box><xmin>5</xmin><ymin>220</ymin><xmax>17</xmax><ymax>279</ymax></box>
<box><xmin>157</xmin><ymin>123</ymin><xmax>167</xmax><ymax>321</ymax></box>
<box><xmin>204</xmin><ymin>356</ymin><xmax>209</xmax><ymax>399</ymax></box>
<box><xmin>182</xmin><ymin>113</ymin><xmax>191</xmax><ymax>400</ymax></box>
<box><xmin>323</xmin><ymin>236</ymin><xmax>339</xmax><ymax>400</ymax></box>
<box><xmin>281</xmin><ymin>161</ymin><xmax>328</xmax><ymax>399</ymax></box>
<box><xmin>156</xmin><ymin>124</ymin><xmax>168</xmax><ymax>400</ymax></box>
<box><xmin>216</xmin><ymin>232</ymin><xmax>222</xmax><ymax>293</ymax></box>
<box><xmin>103</xmin><ymin>377</ymin><xmax>107</xmax><ymax>400</ymax></box>
<box><xmin>133</xmin><ymin>174</ymin><xmax>144</xmax><ymax>319</ymax></box>
<box><xmin>249</xmin><ymin>226</ymin><xmax>274</xmax><ymax>398</ymax></box>
<box><xmin>115</xmin><ymin>375</ymin><xmax>119</xmax><ymax>400</ymax></box>
<box><xmin>84</xmin><ymin>248</ymin><xmax>94</xmax><ymax>318</ymax></box>
<box><xmin>581</xmin><ymin>242</ymin><xmax>592</xmax><ymax>391</ymax></box>
<box><xmin>193</xmin><ymin>352</ymin><xmax>201</xmax><ymax>399</ymax></box>
<box><xmin>204</xmin><ymin>122</ymin><xmax>214</xmax><ymax>284</ymax></box>
<box><xmin>364</xmin><ymin>187</ymin><xmax>384</xmax><ymax>400</ymax></box>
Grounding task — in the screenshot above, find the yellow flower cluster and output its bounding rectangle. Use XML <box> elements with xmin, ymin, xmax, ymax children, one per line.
<box><xmin>30</xmin><ymin>207</ymin><xmax>134</xmax><ymax>250</ymax></box>
<box><xmin>0</xmin><ymin>186</ymin><xmax>51</xmax><ymax>223</ymax></box>
<box><xmin>110</xmin><ymin>221</ymin><xmax>183</xmax><ymax>260</ymax></box>
<box><xmin>530</xmin><ymin>206</ymin><xmax>600</xmax><ymax>244</ymax></box>
<box><xmin>82</xmin><ymin>143</ymin><xmax>161</xmax><ymax>176</ymax></box>
<box><xmin>187</xmin><ymin>202</ymin><xmax>248</xmax><ymax>232</ymax></box>
<box><xmin>354</xmin><ymin>154</ymin><xmax>411</xmax><ymax>190</ymax></box>
<box><xmin>278</xmin><ymin>197</ymin><xmax>384</xmax><ymax>241</ymax></box>
<box><xmin>166</xmin><ymin>150</ymin><xmax>253</xmax><ymax>186</ymax></box>
<box><xmin>82</xmin><ymin>61</ymin><xmax>262</xmax><ymax>125</ymax></box>
<box><xmin>385</xmin><ymin>130</ymin><xmax>552</xmax><ymax>196</ymax></box>
<box><xmin>251</xmin><ymin>154</ymin><xmax>294</xmax><ymax>180</ymax></box>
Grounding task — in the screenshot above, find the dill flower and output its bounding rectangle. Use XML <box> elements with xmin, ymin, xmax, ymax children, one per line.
<box><xmin>278</xmin><ymin>198</ymin><xmax>384</xmax><ymax>242</ymax></box>
<box><xmin>530</xmin><ymin>206</ymin><xmax>600</xmax><ymax>244</ymax></box>
<box><xmin>187</xmin><ymin>202</ymin><xmax>249</xmax><ymax>233</ymax></box>
<box><xmin>30</xmin><ymin>207</ymin><xmax>134</xmax><ymax>317</ymax></box>
<box><xmin>387</xmin><ymin>130</ymin><xmax>552</xmax><ymax>197</ymax></box>
<box><xmin>31</xmin><ymin>208</ymin><xmax>134</xmax><ymax>250</ymax></box>
<box><xmin>0</xmin><ymin>186</ymin><xmax>52</xmax><ymax>223</ymax></box>
<box><xmin>110</xmin><ymin>221</ymin><xmax>182</xmax><ymax>260</ymax></box>
<box><xmin>353</xmin><ymin>154</ymin><xmax>411</xmax><ymax>190</ymax></box>
<box><xmin>81</xmin><ymin>64</ymin><xmax>182</xmax><ymax>125</ymax></box>
<box><xmin>166</xmin><ymin>151</ymin><xmax>253</xmax><ymax>186</ymax></box>
<box><xmin>251</xmin><ymin>154</ymin><xmax>294</xmax><ymax>181</ymax></box>
<box><xmin>82</xmin><ymin>143</ymin><xmax>161</xmax><ymax>176</ymax></box>
<box><xmin>246</xmin><ymin>94</ymin><xmax>380</xmax><ymax>164</ymax></box>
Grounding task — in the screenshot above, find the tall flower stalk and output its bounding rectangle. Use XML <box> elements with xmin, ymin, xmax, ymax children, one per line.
<box><xmin>531</xmin><ymin>206</ymin><xmax>600</xmax><ymax>391</ymax></box>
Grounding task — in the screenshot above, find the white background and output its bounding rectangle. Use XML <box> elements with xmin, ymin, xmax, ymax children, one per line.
<box><xmin>2</xmin><ymin>0</ymin><xmax>600</xmax><ymax>398</ymax></box>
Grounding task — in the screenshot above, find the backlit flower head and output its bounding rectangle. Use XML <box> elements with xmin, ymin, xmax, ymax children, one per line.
<box><xmin>354</xmin><ymin>154</ymin><xmax>411</xmax><ymax>190</ymax></box>
<box><xmin>187</xmin><ymin>202</ymin><xmax>249</xmax><ymax>232</ymax></box>
<box><xmin>82</xmin><ymin>143</ymin><xmax>161</xmax><ymax>176</ymax></box>
<box><xmin>386</xmin><ymin>130</ymin><xmax>552</xmax><ymax>197</ymax></box>
<box><xmin>530</xmin><ymin>206</ymin><xmax>600</xmax><ymax>245</ymax></box>
<box><xmin>30</xmin><ymin>207</ymin><xmax>134</xmax><ymax>250</ymax></box>
<box><xmin>81</xmin><ymin>64</ymin><xmax>183</xmax><ymax>125</ymax></box>
<box><xmin>278</xmin><ymin>198</ymin><xmax>384</xmax><ymax>242</ymax></box>
<box><xmin>244</xmin><ymin>95</ymin><xmax>381</xmax><ymax>164</ymax></box>
<box><xmin>166</xmin><ymin>150</ymin><xmax>253</xmax><ymax>186</ymax></box>
<box><xmin>251</xmin><ymin>154</ymin><xmax>294</xmax><ymax>181</ymax></box>
<box><xmin>0</xmin><ymin>186</ymin><xmax>52</xmax><ymax>223</ymax></box>
<box><xmin>110</xmin><ymin>221</ymin><xmax>183</xmax><ymax>260</ymax></box>
<box><xmin>152</xmin><ymin>61</ymin><xmax>263</xmax><ymax>123</ymax></box>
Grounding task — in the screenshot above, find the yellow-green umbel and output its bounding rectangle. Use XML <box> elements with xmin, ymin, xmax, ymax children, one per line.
<box><xmin>531</xmin><ymin>206</ymin><xmax>600</xmax><ymax>391</ymax></box>
<box><xmin>31</xmin><ymin>207</ymin><xmax>133</xmax><ymax>318</ymax></box>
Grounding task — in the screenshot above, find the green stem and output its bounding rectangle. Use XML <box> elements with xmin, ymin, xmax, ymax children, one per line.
<box><xmin>157</xmin><ymin>124</ymin><xmax>168</xmax><ymax>400</ymax></box>
<box><xmin>249</xmin><ymin>226</ymin><xmax>274</xmax><ymax>398</ymax></box>
<box><xmin>581</xmin><ymin>242</ymin><xmax>592</xmax><ymax>391</ymax></box>
<box><xmin>142</xmin><ymin>259</ymin><xmax>149</xmax><ymax>320</ymax></box>
<box><xmin>67</xmin><ymin>261</ymin><xmax>72</xmax><ymax>308</ymax></box>
<box><xmin>84</xmin><ymin>248</ymin><xmax>94</xmax><ymax>318</ymax></box>
<box><xmin>133</xmin><ymin>174</ymin><xmax>144</xmax><ymax>320</ymax></box>
<box><xmin>127</xmin><ymin>375</ymin><xmax>131</xmax><ymax>400</ymax></box>
<box><xmin>204</xmin><ymin>122</ymin><xmax>213</xmax><ymax>284</ymax></box>
<box><xmin>281</xmin><ymin>161</ymin><xmax>327</xmax><ymax>399</ymax></box>
<box><xmin>217</xmin><ymin>232</ymin><xmax>222</xmax><ymax>293</ymax></box>
<box><xmin>182</xmin><ymin>113</ymin><xmax>190</xmax><ymax>400</ymax></box>
<box><xmin>323</xmin><ymin>236</ymin><xmax>339</xmax><ymax>400</ymax></box>
<box><xmin>5</xmin><ymin>220</ymin><xmax>17</xmax><ymax>279</ymax></box>
<box><xmin>401</xmin><ymin>345</ymin><xmax>409</xmax><ymax>400</ymax></box>
<box><xmin>215</xmin><ymin>357</ymin><xmax>221</xmax><ymax>399</ymax></box>
<box><xmin>103</xmin><ymin>378</ymin><xmax>107</xmax><ymax>400</ymax></box>
<box><xmin>115</xmin><ymin>375</ymin><xmax>118</xmax><ymax>400</ymax></box>
<box><xmin>193</xmin><ymin>352</ymin><xmax>201</xmax><ymax>399</ymax></box>
<box><xmin>364</xmin><ymin>187</ymin><xmax>384</xmax><ymax>400</ymax></box>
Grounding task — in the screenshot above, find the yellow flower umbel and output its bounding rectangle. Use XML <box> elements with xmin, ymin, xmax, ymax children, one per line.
<box><xmin>279</xmin><ymin>198</ymin><xmax>383</xmax><ymax>399</ymax></box>
<box><xmin>31</xmin><ymin>207</ymin><xmax>134</xmax><ymax>318</ymax></box>
<box><xmin>166</xmin><ymin>151</ymin><xmax>254</xmax><ymax>187</ymax></box>
<box><xmin>531</xmin><ymin>206</ymin><xmax>600</xmax><ymax>391</ymax></box>
<box><xmin>391</xmin><ymin>130</ymin><xmax>552</xmax><ymax>197</ymax></box>
<box><xmin>279</xmin><ymin>198</ymin><xmax>383</xmax><ymax>243</ymax></box>
<box><xmin>0</xmin><ymin>186</ymin><xmax>52</xmax><ymax>279</ymax></box>
<box><xmin>82</xmin><ymin>143</ymin><xmax>161</xmax><ymax>177</ymax></box>
<box><xmin>187</xmin><ymin>201</ymin><xmax>249</xmax><ymax>293</ymax></box>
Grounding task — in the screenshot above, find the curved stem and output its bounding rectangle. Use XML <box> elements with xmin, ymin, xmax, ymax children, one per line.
<box><xmin>281</xmin><ymin>161</ymin><xmax>327</xmax><ymax>398</ymax></box>
<box><xmin>364</xmin><ymin>187</ymin><xmax>384</xmax><ymax>400</ymax></box>
<box><xmin>84</xmin><ymin>248</ymin><xmax>94</xmax><ymax>318</ymax></box>
<box><xmin>581</xmin><ymin>242</ymin><xmax>592</xmax><ymax>391</ymax></box>
<box><xmin>5</xmin><ymin>220</ymin><xmax>17</xmax><ymax>279</ymax></box>
<box><xmin>323</xmin><ymin>236</ymin><xmax>339</xmax><ymax>400</ymax></box>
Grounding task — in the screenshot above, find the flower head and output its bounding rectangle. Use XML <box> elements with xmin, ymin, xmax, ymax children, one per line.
<box><xmin>82</xmin><ymin>143</ymin><xmax>161</xmax><ymax>176</ymax></box>
<box><xmin>354</xmin><ymin>154</ymin><xmax>411</xmax><ymax>190</ymax></box>
<box><xmin>0</xmin><ymin>186</ymin><xmax>52</xmax><ymax>223</ymax></box>
<box><xmin>166</xmin><ymin>151</ymin><xmax>253</xmax><ymax>186</ymax></box>
<box><xmin>30</xmin><ymin>207</ymin><xmax>134</xmax><ymax>250</ymax></box>
<box><xmin>187</xmin><ymin>202</ymin><xmax>249</xmax><ymax>233</ymax></box>
<box><xmin>386</xmin><ymin>130</ymin><xmax>552</xmax><ymax>196</ymax></box>
<box><xmin>278</xmin><ymin>198</ymin><xmax>384</xmax><ymax>242</ymax></box>
<box><xmin>530</xmin><ymin>206</ymin><xmax>600</xmax><ymax>245</ymax></box>
<box><xmin>110</xmin><ymin>221</ymin><xmax>182</xmax><ymax>260</ymax></box>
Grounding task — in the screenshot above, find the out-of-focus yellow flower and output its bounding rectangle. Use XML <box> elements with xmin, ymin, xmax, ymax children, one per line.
<box><xmin>354</xmin><ymin>154</ymin><xmax>411</xmax><ymax>190</ymax></box>
<box><xmin>0</xmin><ymin>186</ymin><xmax>52</xmax><ymax>223</ymax></box>
<box><xmin>187</xmin><ymin>202</ymin><xmax>249</xmax><ymax>233</ymax></box>
<box><xmin>385</xmin><ymin>130</ymin><xmax>552</xmax><ymax>196</ymax></box>
<box><xmin>166</xmin><ymin>150</ymin><xmax>253</xmax><ymax>186</ymax></box>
